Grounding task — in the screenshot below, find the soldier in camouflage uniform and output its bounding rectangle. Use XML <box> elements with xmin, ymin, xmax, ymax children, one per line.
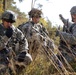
<box><xmin>18</xmin><ymin>8</ymin><xmax>55</xmax><ymax>60</ymax></box>
<box><xmin>0</xmin><ymin>10</ymin><xmax>32</xmax><ymax>75</ymax></box>
<box><xmin>56</xmin><ymin>6</ymin><xmax>76</xmax><ymax>62</ymax></box>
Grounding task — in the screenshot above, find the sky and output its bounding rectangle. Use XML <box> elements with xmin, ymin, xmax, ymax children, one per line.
<box><xmin>14</xmin><ymin>0</ymin><xmax>76</xmax><ymax>26</ymax></box>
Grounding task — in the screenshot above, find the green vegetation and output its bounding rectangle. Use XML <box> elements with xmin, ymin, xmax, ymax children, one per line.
<box><xmin>0</xmin><ymin>0</ymin><xmax>76</xmax><ymax>75</ymax></box>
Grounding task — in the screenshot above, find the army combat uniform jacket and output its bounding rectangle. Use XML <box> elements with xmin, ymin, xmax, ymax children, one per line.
<box><xmin>18</xmin><ymin>21</ymin><xmax>55</xmax><ymax>59</ymax></box>
<box><xmin>0</xmin><ymin>24</ymin><xmax>28</xmax><ymax>54</ymax></box>
<box><xmin>60</xmin><ymin>24</ymin><xmax>76</xmax><ymax>56</ymax></box>
<box><xmin>60</xmin><ymin>23</ymin><xmax>76</xmax><ymax>46</ymax></box>
<box><xmin>18</xmin><ymin>22</ymin><xmax>48</xmax><ymax>37</ymax></box>
<box><xmin>18</xmin><ymin>21</ymin><xmax>55</xmax><ymax>48</ymax></box>
<box><xmin>0</xmin><ymin>23</ymin><xmax>29</xmax><ymax>75</ymax></box>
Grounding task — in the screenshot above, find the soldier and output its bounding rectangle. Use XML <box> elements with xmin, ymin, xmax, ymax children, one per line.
<box><xmin>18</xmin><ymin>8</ymin><xmax>49</xmax><ymax>38</ymax></box>
<box><xmin>0</xmin><ymin>10</ymin><xmax>32</xmax><ymax>75</ymax></box>
<box><xmin>56</xmin><ymin>6</ymin><xmax>76</xmax><ymax>62</ymax></box>
<box><xmin>18</xmin><ymin>8</ymin><xmax>55</xmax><ymax>60</ymax></box>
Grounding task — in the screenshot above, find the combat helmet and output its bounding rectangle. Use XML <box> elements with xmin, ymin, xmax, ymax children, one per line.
<box><xmin>70</xmin><ymin>6</ymin><xmax>76</xmax><ymax>15</ymax></box>
<box><xmin>28</xmin><ymin>8</ymin><xmax>42</xmax><ymax>18</ymax></box>
<box><xmin>1</xmin><ymin>10</ymin><xmax>16</xmax><ymax>23</ymax></box>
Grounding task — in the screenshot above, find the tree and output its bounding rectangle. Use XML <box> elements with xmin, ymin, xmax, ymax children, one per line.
<box><xmin>0</xmin><ymin>0</ymin><xmax>28</xmax><ymax>25</ymax></box>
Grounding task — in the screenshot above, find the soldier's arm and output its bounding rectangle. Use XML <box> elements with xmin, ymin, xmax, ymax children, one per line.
<box><xmin>17</xmin><ymin>29</ymin><xmax>29</xmax><ymax>53</ymax></box>
<box><xmin>18</xmin><ymin>23</ymin><xmax>30</xmax><ymax>38</ymax></box>
<box><xmin>59</xmin><ymin>25</ymin><xmax>76</xmax><ymax>45</ymax></box>
<box><xmin>0</xmin><ymin>35</ymin><xmax>9</xmax><ymax>50</ymax></box>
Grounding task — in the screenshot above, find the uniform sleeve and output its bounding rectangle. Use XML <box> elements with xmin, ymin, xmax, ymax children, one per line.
<box><xmin>60</xmin><ymin>25</ymin><xmax>76</xmax><ymax>45</ymax></box>
<box><xmin>18</xmin><ymin>23</ymin><xmax>30</xmax><ymax>37</ymax></box>
<box><xmin>0</xmin><ymin>35</ymin><xmax>9</xmax><ymax>50</ymax></box>
<box><xmin>19</xmin><ymin>36</ymin><xmax>29</xmax><ymax>53</ymax></box>
<box><xmin>22</xmin><ymin>25</ymin><xmax>28</xmax><ymax>36</ymax></box>
<box><xmin>17</xmin><ymin>29</ymin><xmax>29</xmax><ymax>53</ymax></box>
<box><xmin>0</xmin><ymin>24</ymin><xmax>9</xmax><ymax>50</ymax></box>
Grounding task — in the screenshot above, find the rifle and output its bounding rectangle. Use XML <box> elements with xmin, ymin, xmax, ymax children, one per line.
<box><xmin>59</xmin><ymin>14</ymin><xmax>68</xmax><ymax>25</ymax></box>
<box><xmin>59</xmin><ymin>14</ymin><xmax>76</xmax><ymax>58</ymax></box>
<box><xmin>59</xmin><ymin>14</ymin><xmax>68</xmax><ymax>32</ymax></box>
<box><xmin>32</xmin><ymin>26</ymin><xmax>75</xmax><ymax>75</ymax></box>
<box><xmin>59</xmin><ymin>14</ymin><xmax>73</xmax><ymax>32</ymax></box>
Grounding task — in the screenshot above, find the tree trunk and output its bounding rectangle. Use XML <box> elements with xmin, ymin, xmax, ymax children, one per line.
<box><xmin>3</xmin><ymin>0</ymin><xmax>7</xmax><ymax>11</ymax></box>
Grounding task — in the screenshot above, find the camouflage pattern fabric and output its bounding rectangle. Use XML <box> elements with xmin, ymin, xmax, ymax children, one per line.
<box><xmin>58</xmin><ymin>23</ymin><xmax>76</xmax><ymax>62</ymax></box>
<box><xmin>0</xmin><ymin>23</ymin><xmax>29</xmax><ymax>75</ymax></box>
<box><xmin>60</xmin><ymin>23</ymin><xmax>76</xmax><ymax>46</ymax></box>
<box><xmin>57</xmin><ymin>14</ymin><xmax>76</xmax><ymax>62</ymax></box>
<box><xmin>0</xmin><ymin>24</ymin><xmax>28</xmax><ymax>52</ymax></box>
<box><xmin>18</xmin><ymin>21</ymin><xmax>55</xmax><ymax>60</ymax></box>
<box><xmin>28</xmin><ymin>8</ymin><xmax>42</xmax><ymax>18</ymax></box>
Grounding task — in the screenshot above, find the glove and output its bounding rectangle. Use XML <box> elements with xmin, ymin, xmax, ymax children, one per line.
<box><xmin>0</xmin><ymin>48</ymin><xmax>10</xmax><ymax>54</ymax></box>
<box><xmin>5</xmin><ymin>27</ymin><xmax>13</xmax><ymax>38</ymax></box>
<box><xmin>0</xmin><ymin>48</ymin><xmax>10</xmax><ymax>64</ymax></box>
<box><xmin>17</xmin><ymin>52</ymin><xmax>26</xmax><ymax>62</ymax></box>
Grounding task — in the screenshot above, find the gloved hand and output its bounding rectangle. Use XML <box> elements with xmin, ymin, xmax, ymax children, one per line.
<box><xmin>0</xmin><ymin>48</ymin><xmax>10</xmax><ymax>64</ymax></box>
<box><xmin>1</xmin><ymin>48</ymin><xmax>10</xmax><ymax>54</ymax></box>
<box><xmin>17</xmin><ymin>52</ymin><xmax>26</xmax><ymax>62</ymax></box>
<box><xmin>5</xmin><ymin>27</ymin><xmax>13</xmax><ymax>38</ymax></box>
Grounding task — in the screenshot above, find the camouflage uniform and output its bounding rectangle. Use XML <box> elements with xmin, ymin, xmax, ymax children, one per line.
<box><xmin>57</xmin><ymin>6</ymin><xmax>76</xmax><ymax>62</ymax></box>
<box><xmin>0</xmin><ymin>10</ymin><xmax>32</xmax><ymax>75</ymax></box>
<box><xmin>18</xmin><ymin>8</ymin><xmax>55</xmax><ymax>60</ymax></box>
<box><xmin>0</xmin><ymin>24</ymin><xmax>28</xmax><ymax>53</ymax></box>
<box><xmin>59</xmin><ymin>14</ymin><xmax>72</xmax><ymax>32</ymax></box>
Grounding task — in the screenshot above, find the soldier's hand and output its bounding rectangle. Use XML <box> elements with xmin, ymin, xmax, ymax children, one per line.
<box><xmin>5</xmin><ymin>27</ymin><xmax>13</xmax><ymax>38</ymax></box>
<box><xmin>17</xmin><ymin>52</ymin><xmax>26</xmax><ymax>62</ymax></box>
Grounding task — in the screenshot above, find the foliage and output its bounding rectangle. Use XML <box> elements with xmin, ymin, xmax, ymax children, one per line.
<box><xmin>40</xmin><ymin>18</ymin><xmax>48</xmax><ymax>26</ymax></box>
<box><xmin>6</xmin><ymin>0</ymin><xmax>28</xmax><ymax>26</ymax></box>
<box><xmin>0</xmin><ymin>0</ymin><xmax>4</xmax><ymax>14</ymax></box>
<box><xmin>0</xmin><ymin>0</ymin><xmax>28</xmax><ymax>26</ymax></box>
<box><xmin>25</xmin><ymin>54</ymin><xmax>57</xmax><ymax>75</ymax></box>
<box><xmin>43</xmin><ymin>19</ymin><xmax>60</xmax><ymax>45</ymax></box>
<box><xmin>1</xmin><ymin>0</ymin><xmax>76</xmax><ymax>75</ymax></box>
<box><xmin>0</xmin><ymin>3</ymin><xmax>3</xmax><ymax>13</ymax></box>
